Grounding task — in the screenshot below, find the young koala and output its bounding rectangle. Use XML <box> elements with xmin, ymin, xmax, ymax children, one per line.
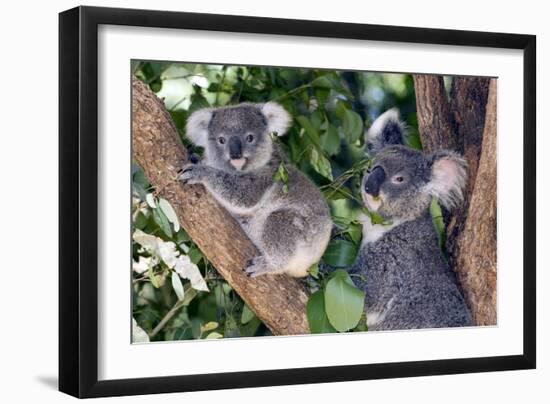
<box><xmin>180</xmin><ymin>102</ymin><xmax>332</xmax><ymax>278</ymax></box>
<box><xmin>349</xmin><ymin>108</ymin><xmax>473</xmax><ymax>330</ymax></box>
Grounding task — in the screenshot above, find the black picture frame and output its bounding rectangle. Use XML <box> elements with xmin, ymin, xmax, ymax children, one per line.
<box><xmin>59</xmin><ymin>5</ymin><xmax>536</xmax><ymax>398</ymax></box>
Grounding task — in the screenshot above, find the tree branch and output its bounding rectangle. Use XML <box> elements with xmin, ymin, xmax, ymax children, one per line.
<box><xmin>131</xmin><ymin>76</ymin><xmax>310</xmax><ymax>336</ymax></box>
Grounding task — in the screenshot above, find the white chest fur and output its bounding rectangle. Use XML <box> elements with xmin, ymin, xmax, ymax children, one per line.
<box><xmin>358</xmin><ymin>214</ymin><xmax>400</xmax><ymax>245</ymax></box>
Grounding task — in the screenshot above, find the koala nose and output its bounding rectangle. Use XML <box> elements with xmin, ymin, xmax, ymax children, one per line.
<box><xmin>364</xmin><ymin>166</ymin><xmax>386</xmax><ymax>197</ymax></box>
<box><xmin>228</xmin><ymin>137</ymin><xmax>242</xmax><ymax>159</ymax></box>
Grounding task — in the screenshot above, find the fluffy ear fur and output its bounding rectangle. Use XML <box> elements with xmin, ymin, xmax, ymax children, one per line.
<box><xmin>261</xmin><ymin>102</ymin><xmax>291</xmax><ymax>136</ymax></box>
<box><xmin>365</xmin><ymin>108</ymin><xmax>406</xmax><ymax>155</ymax></box>
<box><xmin>185</xmin><ymin>108</ymin><xmax>213</xmax><ymax>147</ymax></box>
<box><xmin>425</xmin><ymin>151</ymin><xmax>468</xmax><ymax>210</ymax></box>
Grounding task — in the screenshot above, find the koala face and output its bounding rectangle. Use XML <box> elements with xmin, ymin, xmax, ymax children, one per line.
<box><xmin>186</xmin><ymin>102</ymin><xmax>291</xmax><ymax>172</ymax></box>
<box><xmin>362</xmin><ymin>108</ymin><xmax>467</xmax><ymax>222</ymax></box>
<box><xmin>362</xmin><ymin>146</ymin><xmax>467</xmax><ymax>221</ymax></box>
<box><xmin>207</xmin><ymin>105</ymin><xmax>272</xmax><ymax>172</ymax></box>
<box><xmin>362</xmin><ymin>145</ymin><xmax>433</xmax><ymax>221</ymax></box>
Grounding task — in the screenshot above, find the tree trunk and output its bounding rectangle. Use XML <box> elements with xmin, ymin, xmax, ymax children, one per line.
<box><xmin>412</xmin><ymin>75</ymin><xmax>457</xmax><ymax>152</ymax></box>
<box><xmin>413</xmin><ymin>74</ymin><xmax>497</xmax><ymax>325</ymax></box>
<box><xmin>453</xmin><ymin>79</ymin><xmax>497</xmax><ymax>325</ymax></box>
<box><xmin>131</xmin><ymin>76</ymin><xmax>310</xmax><ymax>335</ymax></box>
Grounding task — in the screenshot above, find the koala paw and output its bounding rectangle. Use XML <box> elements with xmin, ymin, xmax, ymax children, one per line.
<box><xmin>179</xmin><ymin>164</ymin><xmax>206</xmax><ymax>185</ymax></box>
<box><xmin>244</xmin><ymin>255</ymin><xmax>275</xmax><ymax>278</ymax></box>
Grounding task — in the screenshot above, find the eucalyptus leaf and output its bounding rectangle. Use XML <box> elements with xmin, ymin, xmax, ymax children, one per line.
<box><xmin>152</xmin><ymin>207</ymin><xmax>172</xmax><ymax>238</ymax></box>
<box><xmin>241</xmin><ymin>304</ymin><xmax>256</xmax><ymax>325</ymax></box>
<box><xmin>296</xmin><ymin>116</ymin><xmax>321</xmax><ymax>148</ymax></box>
<box><xmin>341</xmin><ymin>108</ymin><xmax>364</xmax><ymax>144</ymax></box>
<box><xmin>148</xmin><ymin>265</ymin><xmax>160</xmax><ymax>288</ymax></box>
<box><xmin>308</xmin><ymin>263</ymin><xmax>320</xmax><ymax>279</ymax></box>
<box><xmin>205</xmin><ymin>332</ymin><xmax>223</xmax><ymax>340</ymax></box>
<box><xmin>324</xmin><ymin>271</ymin><xmax>365</xmax><ymax>332</ymax></box>
<box><xmin>171</xmin><ymin>271</ymin><xmax>185</xmax><ymax>300</ymax></box>
<box><xmin>132</xmin><ymin>318</ymin><xmax>150</xmax><ymax>343</ymax></box>
<box><xmin>159</xmin><ymin>198</ymin><xmax>180</xmax><ymax>232</ymax></box>
<box><xmin>321</xmin><ymin>123</ymin><xmax>341</xmax><ymax>156</ymax></box>
<box><xmin>347</xmin><ymin>222</ymin><xmax>363</xmax><ymax>245</ymax></box>
<box><xmin>200</xmin><ymin>321</ymin><xmax>219</xmax><ymax>333</ymax></box>
<box><xmin>310</xmin><ymin>148</ymin><xmax>333</xmax><ymax>180</ymax></box>
<box><xmin>322</xmin><ymin>239</ymin><xmax>358</xmax><ymax>267</ymax></box>
<box><xmin>307</xmin><ymin>290</ymin><xmax>337</xmax><ymax>334</ymax></box>
<box><xmin>145</xmin><ymin>193</ymin><xmax>157</xmax><ymax>208</ymax></box>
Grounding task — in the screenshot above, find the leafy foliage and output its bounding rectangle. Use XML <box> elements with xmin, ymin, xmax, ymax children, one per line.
<box><xmin>132</xmin><ymin>61</ymin><xmax>423</xmax><ymax>341</ymax></box>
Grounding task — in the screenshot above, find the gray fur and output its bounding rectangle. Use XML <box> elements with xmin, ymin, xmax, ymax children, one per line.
<box><xmin>349</xmin><ymin>109</ymin><xmax>473</xmax><ymax>330</ymax></box>
<box><xmin>181</xmin><ymin>102</ymin><xmax>332</xmax><ymax>278</ymax></box>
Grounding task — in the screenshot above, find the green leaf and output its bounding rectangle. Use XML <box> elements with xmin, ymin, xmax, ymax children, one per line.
<box><xmin>322</xmin><ymin>239</ymin><xmax>358</xmax><ymax>267</ymax></box>
<box><xmin>329</xmin><ymin>199</ymin><xmax>357</xmax><ymax>223</ymax></box>
<box><xmin>134</xmin><ymin>211</ymin><xmax>148</xmax><ymax>229</ymax></box>
<box><xmin>148</xmin><ymin>265</ymin><xmax>160</xmax><ymax>288</ymax></box>
<box><xmin>241</xmin><ymin>304</ymin><xmax>256</xmax><ymax>325</ymax></box>
<box><xmin>312</xmin><ymin>74</ymin><xmax>353</xmax><ymax>99</ymax></box>
<box><xmin>347</xmin><ymin>222</ymin><xmax>363</xmax><ymax>245</ymax></box>
<box><xmin>324</xmin><ymin>271</ymin><xmax>365</xmax><ymax>332</ymax></box>
<box><xmin>133</xmin><ymin>182</ymin><xmax>147</xmax><ymax>201</ymax></box>
<box><xmin>321</xmin><ymin>123</ymin><xmax>341</xmax><ymax>156</ymax></box>
<box><xmin>132</xmin><ymin>165</ymin><xmax>150</xmax><ymax>190</ymax></box>
<box><xmin>205</xmin><ymin>332</ymin><xmax>223</xmax><ymax>340</ymax></box>
<box><xmin>362</xmin><ymin>207</ymin><xmax>391</xmax><ymax>226</ymax></box>
<box><xmin>159</xmin><ymin>198</ymin><xmax>180</xmax><ymax>232</ymax></box>
<box><xmin>314</xmin><ymin>88</ymin><xmax>330</xmax><ymax>106</ymax></box>
<box><xmin>188</xmin><ymin>246</ymin><xmax>203</xmax><ymax>265</ymax></box>
<box><xmin>274</xmin><ymin>162</ymin><xmax>289</xmax><ymax>193</ymax></box>
<box><xmin>308</xmin><ymin>263</ymin><xmax>320</xmax><ymax>279</ymax></box>
<box><xmin>239</xmin><ymin>316</ymin><xmax>262</xmax><ymax>337</ymax></box>
<box><xmin>201</xmin><ymin>321</ymin><xmax>219</xmax><ymax>333</ymax></box>
<box><xmin>322</xmin><ymin>186</ymin><xmax>353</xmax><ymax>201</ymax></box>
<box><xmin>430</xmin><ymin>198</ymin><xmax>446</xmax><ymax>250</ymax></box>
<box><xmin>310</xmin><ymin>148</ymin><xmax>333</xmax><ymax>180</ymax></box>
<box><xmin>188</xmin><ymin>91</ymin><xmax>210</xmax><ymax>113</ymax></box>
<box><xmin>172</xmin><ymin>327</ymin><xmax>193</xmax><ymax>340</ymax></box>
<box><xmin>341</xmin><ymin>108</ymin><xmax>364</xmax><ymax>144</ymax></box>
<box><xmin>296</xmin><ymin>116</ymin><xmax>321</xmax><ymax>148</ymax></box>
<box><xmin>171</xmin><ymin>271</ymin><xmax>185</xmax><ymax>300</ymax></box>
<box><xmin>152</xmin><ymin>207</ymin><xmax>173</xmax><ymax>238</ymax></box>
<box><xmin>307</xmin><ymin>290</ymin><xmax>337</xmax><ymax>334</ymax></box>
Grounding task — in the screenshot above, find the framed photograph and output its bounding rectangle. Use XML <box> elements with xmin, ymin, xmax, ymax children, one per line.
<box><xmin>59</xmin><ymin>6</ymin><xmax>536</xmax><ymax>398</ymax></box>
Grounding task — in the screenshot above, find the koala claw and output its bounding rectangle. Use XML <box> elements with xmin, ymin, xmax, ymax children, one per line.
<box><xmin>179</xmin><ymin>164</ymin><xmax>203</xmax><ymax>185</ymax></box>
<box><xmin>244</xmin><ymin>255</ymin><xmax>274</xmax><ymax>278</ymax></box>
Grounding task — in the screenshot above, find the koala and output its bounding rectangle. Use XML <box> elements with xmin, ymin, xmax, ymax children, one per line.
<box><xmin>180</xmin><ymin>102</ymin><xmax>332</xmax><ymax>278</ymax></box>
<box><xmin>349</xmin><ymin>108</ymin><xmax>473</xmax><ymax>330</ymax></box>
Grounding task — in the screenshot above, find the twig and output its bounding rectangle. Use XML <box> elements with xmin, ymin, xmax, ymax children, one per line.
<box><xmin>148</xmin><ymin>283</ymin><xmax>198</xmax><ymax>338</ymax></box>
<box><xmin>149</xmin><ymin>300</ymin><xmax>186</xmax><ymax>339</ymax></box>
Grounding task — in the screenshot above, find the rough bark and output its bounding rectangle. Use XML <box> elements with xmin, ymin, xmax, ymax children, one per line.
<box><xmin>412</xmin><ymin>75</ymin><xmax>457</xmax><ymax>152</ymax></box>
<box><xmin>453</xmin><ymin>79</ymin><xmax>497</xmax><ymax>325</ymax></box>
<box><xmin>450</xmin><ymin>77</ymin><xmax>491</xmax><ymax>192</ymax></box>
<box><xmin>413</xmin><ymin>75</ymin><xmax>497</xmax><ymax>325</ymax></box>
<box><xmin>131</xmin><ymin>76</ymin><xmax>310</xmax><ymax>335</ymax></box>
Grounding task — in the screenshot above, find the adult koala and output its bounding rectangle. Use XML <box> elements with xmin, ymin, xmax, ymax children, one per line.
<box><xmin>350</xmin><ymin>108</ymin><xmax>473</xmax><ymax>330</ymax></box>
<box><xmin>180</xmin><ymin>102</ymin><xmax>332</xmax><ymax>278</ymax></box>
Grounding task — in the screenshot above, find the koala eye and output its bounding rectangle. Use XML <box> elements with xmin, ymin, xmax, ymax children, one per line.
<box><xmin>391</xmin><ymin>175</ymin><xmax>405</xmax><ymax>184</ymax></box>
<box><xmin>217</xmin><ymin>137</ymin><xmax>226</xmax><ymax>145</ymax></box>
<box><xmin>246</xmin><ymin>134</ymin><xmax>254</xmax><ymax>143</ymax></box>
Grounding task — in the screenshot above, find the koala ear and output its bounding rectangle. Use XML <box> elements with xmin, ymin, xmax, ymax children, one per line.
<box><xmin>261</xmin><ymin>102</ymin><xmax>291</xmax><ymax>136</ymax></box>
<box><xmin>186</xmin><ymin>108</ymin><xmax>213</xmax><ymax>147</ymax></box>
<box><xmin>425</xmin><ymin>151</ymin><xmax>468</xmax><ymax>210</ymax></box>
<box><xmin>365</xmin><ymin>108</ymin><xmax>405</xmax><ymax>155</ymax></box>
